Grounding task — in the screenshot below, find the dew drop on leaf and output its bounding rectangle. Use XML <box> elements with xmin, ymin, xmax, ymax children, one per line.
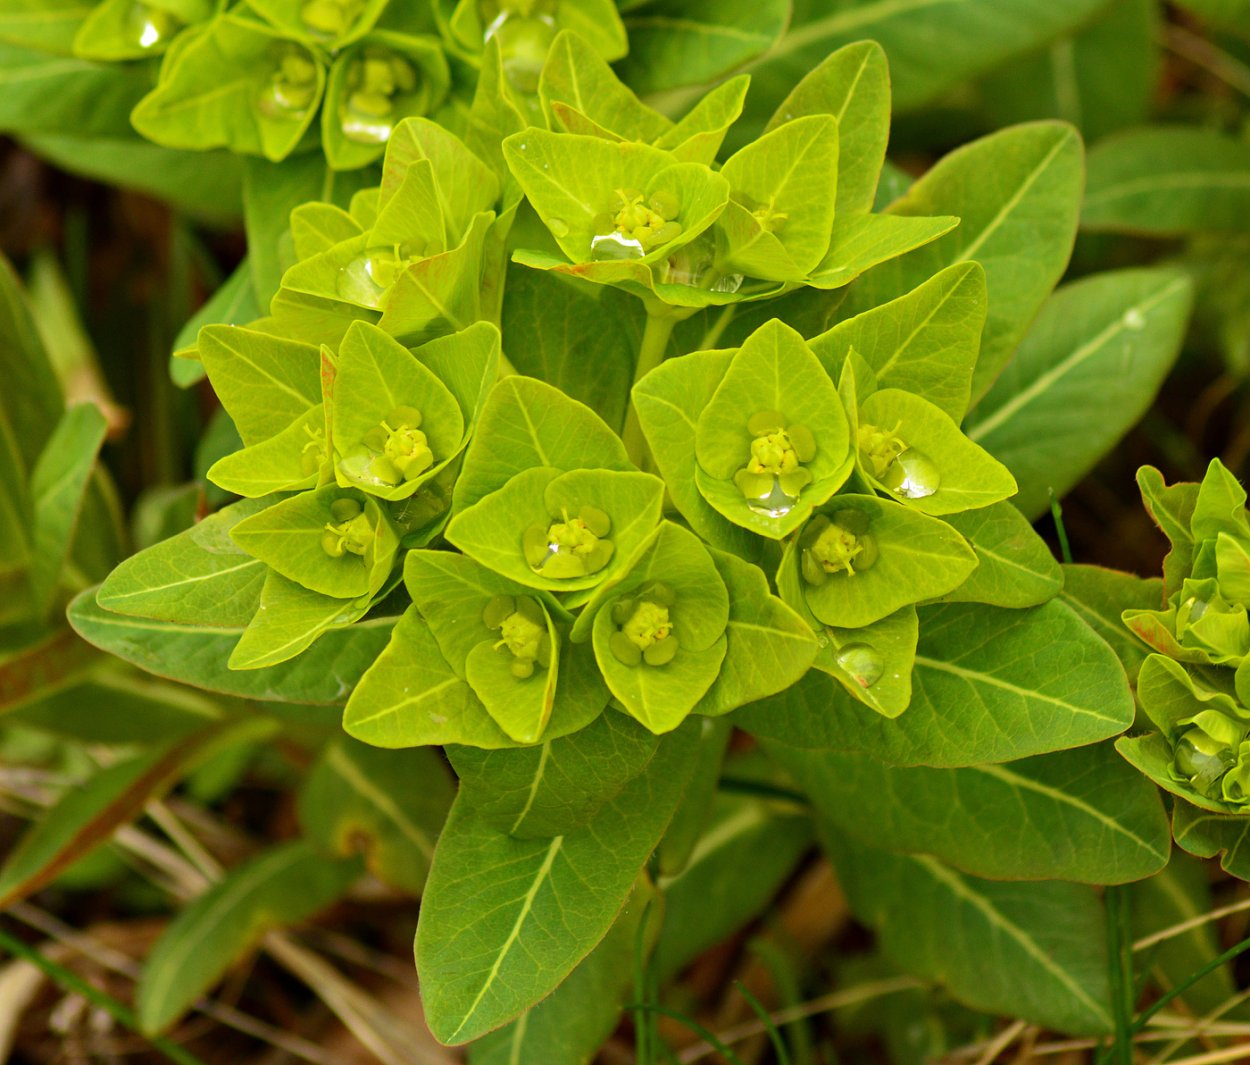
<box><xmin>745</xmin><ymin>476</ymin><xmax>797</xmax><ymax>518</ymax></box>
<box><xmin>591</xmin><ymin>232</ymin><xmax>645</xmax><ymax>261</ymax></box>
<box><xmin>881</xmin><ymin>448</ymin><xmax>940</xmax><ymax>499</ymax></box>
<box><xmin>835</xmin><ymin>642</ymin><xmax>885</xmax><ymax>688</ymax></box>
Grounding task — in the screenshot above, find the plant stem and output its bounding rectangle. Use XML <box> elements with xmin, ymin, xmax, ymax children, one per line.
<box><xmin>0</xmin><ymin>925</ymin><xmax>207</xmax><ymax>1065</ymax></box>
<box><xmin>622</xmin><ymin>312</ymin><xmax>678</xmax><ymax>471</ymax></box>
<box><xmin>1101</xmin><ymin>885</ymin><xmax>1136</xmax><ymax>1065</ymax></box>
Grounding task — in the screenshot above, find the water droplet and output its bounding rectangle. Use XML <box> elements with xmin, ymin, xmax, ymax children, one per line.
<box><xmin>342</xmin><ymin>113</ymin><xmax>393</xmax><ymax>144</ymax></box>
<box><xmin>547</xmin><ymin>217</ymin><xmax>569</xmax><ymax>238</ymax></box>
<box><xmin>835</xmin><ymin>642</ymin><xmax>884</xmax><ymax>688</ymax></box>
<box><xmin>484</xmin><ymin>10</ymin><xmax>557</xmax><ymax>94</ymax></box>
<box><xmin>745</xmin><ymin>475</ymin><xmax>797</xmax><ymax>518</ymax></box>
<box><xmin>1122</xmin><ymin>308</ymin><xmax>1146</xmax><ymax>330</ymax></box>
<box><xmin>591</xmin><ymin>231</ymin><xmax>645</xmax><ymax>261</ymax></box>
<box><xmin>129</xmin><ymin>3</ymin><xmax>179</xmax><ymax>49</ymax></box>
<box><xmin>712</xmin><ymin>273</ymin><xmax>744</xmax><ymax>293</ymax></box>
<box><xmin>881</xmin><ymin>448</ymin><xmax>940</xmax><ymax>499</ymax></box>
<box><xmin>336</xmin><ymin>252</ymin><xmax>390</xmax><ymax>307</ymax></box>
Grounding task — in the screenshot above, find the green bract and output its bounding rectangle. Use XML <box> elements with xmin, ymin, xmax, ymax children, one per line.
<box><xmin>1119</xmin><ymin>459</ymin><xmax>1250</xmax><ymax>814</ymax></box>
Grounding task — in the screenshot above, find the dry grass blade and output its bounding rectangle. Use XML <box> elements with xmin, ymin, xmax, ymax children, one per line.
<box><xmin>264</xmin><ymin>932</ymin><xmax>457</xmax><ymax>1065</ymax></box>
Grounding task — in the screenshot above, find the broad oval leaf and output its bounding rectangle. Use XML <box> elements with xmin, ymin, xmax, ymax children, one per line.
<box><xmin>844</xmin><ymin>121</ymin><xmax>1084</xmax><ymax>403</ymax></box>
<box><xmin>1083</xmin><ymin>126</ymin><xmax>1250</xmax><ymax>235</ymax></box>
<box><xmin>137</xmin><ymin>841</ymin><xmax>362</xmax><ymax>1033</ymax></box>
<box><xmin>768</xmin><ymin>739</ymin><xmax>1169</xmax><ymax>883</ymax></box>
<box><xmin>967</xmin><ymin>268</ymin><xmax>1193</xmax><ymax>520</ymax></box>
<box><xmin>416</xmin><ymin>723</ymin><xmax>698</xmax><ymax>1045</ymax></box>
<box><xmin>737</xmin><ymin>599</ymin><xmax>1135</xmax><ymax>766</ymax></box>
<box><xmin>68</xmin><ymin>589</ymin><xmax>394</xmax><ymax>705</ymax></box>
<box><xmin>823</xmin><ymin>828</ymin><xmax>1113</xmax><ymax>1036</ymax></box>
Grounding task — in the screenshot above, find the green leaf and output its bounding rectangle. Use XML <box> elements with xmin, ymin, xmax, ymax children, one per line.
<box><xmin>1172</xmin><ymin>799</ymin><xmax>1250</xmax><ymax>882</ymax></box>
<box><xmin>96</xmin><ymin>499</ymin><xmax>270</xmax><ymax>626</ymax></box>
<box><xmin>171</xmin><ymin>260</ymin><xmax>260</xmax><ymax>388</ymax></box>
<box><xmin>0</xmin><ymin>720</ymin><xmax>263</xmax><ymax>909</ymax></box>
<box><xmin>469</xmin><ymin>881</ymin><xmax>654</xmax><ymax>1065</ymax></box>
<box><xmin>344</xmin><ymin>606</ymin><xmax>513</xmax><ymax>749</ymax></box>
<box><xmin>208</xmin><ymin>405</ymin><xmax>324</xmax><ymax>498</ymax></box>
<box><xmin>821</xmin><ymin>828</ymin><xmax>1112</xmax><ymax>1035</ymax></box>
<box><xmin>657</xmin><ymin>716</ymin><xmax>732</xmax><ymax>876</ymax></box>
<box><xmin>447</xmin><ymin>467</ymin><xmax>665</xmax><ymax>596</ymax></box>
<box><xmin>0</xmin><ymin>39</ymin><xmax>149</xmax><ymax>137</ymax></box>
<box><xmin>69</xmin><ymin>589</ymin><xmax>394</xmax><ymax>704</ymax></box>
<box><xmin>0</xmin><ymin>254</ymin><xmax>62</xmax><ymax>469</ymax></box>
<box><xmin>539</xmin><ymin>29</ymin><xmax>671</xmax><ymax>142</ymax></box>
<box><xmin>0</xmin><ymin>629</ymin><xmax>100</xmax><ymax>716</ymax></box>
<box><xmin>856</xmin><ymin>388</ymin><xmax>1017</xmax><ymax>516</ymax></box>
<box><xmin>24</xmin><ymin>132</ymin><xmax>244</xmax><ymax>224</ymax></box>
<box><xmin>298</xmin><ymin>737</ymin><xmax>454</xmax><ymax>895</ymax></box>
<box><xmin>330</xmin><ymin>321</ymin><xmax>466</xmax><ymax>501</ymax></box>
<box><xmin>631</xmin><ymin>347</ymin><xmax>759</xmax><ymax>559</ymax></box>
<box><xmin>501</xmin><ymin>267</ymin><xmax>642</xmax><ymax>434</ymax></box>
<box><xmin>735</xmin><ymin>0</ymin><xmax>1110</xmax><ymax>117</ymax></box>
<box><xmin>131</xmin><ymin>14</ymin><xmax>324</xmax><ymax>163</ymax></box>
<box><xmin>806</xmin><ymin>212</ymin><xmax>960</xmax><ymax>291</ymax></box>
<box><xmin>583</xmin><ymin>522</ymin><xmax>730</xmax><ymax>733</ymax></box>
<box><xmin>718</xmin><ymin>115</ymin><xmax>839</xmax><ymax>280</ymax></box>
<box><xmin>1061</xmin><ymin>563</ymin><xmax>1160</xmax><ymax>682</ymax></box>
<box><xmin>11</xmin><ymin>673</ymin><xmax>220</xmax><ymax>746</ymax></box>
<box><xmin>197</xmin><ymin>324</ymin><xmax>322</xmax><ymax>445</ymax></box>
<box><xmin>846</xmin><ymin>121</ymin><xmax>1084</xmax><ymax>404</ymax></box>
<box><xmin>738</xmin><ymin>599</ymin><xmax>1136</xmax><ymax>766</ymax></box>
<box><xmin>229</xmin><ymin>486</ymin><xmax>399</xmax><ymax>600</ymax></box>
<box><xmin>1083</xmin><ymin>127</ymin><xmax>1250</xmax><ymax>235</ymax></box>
<box><xmin>978</xmin><ymin>0</ymin><xmax>1157</xmax><ymax>144</ymax></box>
<box><xmin>695</xmin><ymin>319</ymin><xmax>853</xmax><ymax>540</ymax></box>
<box><xmin>787</xmin><ymin>496</ymin><xmax>979</xmax><ymax>629</ymax></box>
<box><xmin>73</xmin><ymin>0</ymin><xmax>205</xmax><ymax>59</ymax></box>
<box><xmin>1136</xmin><ymin>464</ymin><xmax>1200</xmax><ymax>599</ymax></box>
<box><xmin>447</xmin><ymin>709</ymin><xmax>659</xmax><ymax>838</ymax></box>
<box><xmin>244</xmin><ymin>153</ymin><xmax>365</xmax><ymax>305</ymax></box>
<box><xmin>695</xmin><ymin>548</ymin><xmax>818</xmax><ymax>716</ymax></box>
<box><xmin>1129</xmin><ymin>851</ymin><xmax>1245</xmax><ymax>1017</ymax></box>
<box><xmin>453</xmin><ymin>375</ymin><xmax>633</xmax><ymax>512</ymax></box>
<box><xmin>1121</xmin><ymin>727</ymin><xmax>1224</xmax><ymax>815</ymax></box>
<box><xmin>248</xmin><ymin>0</ymin><xmax>390</xmax><ymax>50</ymax></box>
<box><xmin>137</xmin><ymin>841</ymin><xmax>362</xmax><ymax>1033</ymax></box>
<box><xmin>416</xmin><ymin>722</ymin><xmax>698</xmax><ymax>1045</ymax></box>
<box><xmin>0</xmin><ymin>0</ymin><xmax>92</xmax><ymax>55</ymax></box>
<box><xmin>616</xmin><ymin>0</ymin><xmax>788</xmax><ymax>95</ymax></box>
<box><xmin>29</xmin><ymin>403</ymin><xmax>107</xmax><ymax>613</ymax></box>
<box><xmin>653</xmin><ymin>75</ymin><xmax>749</xmax><ymax>165</ymax></box>
<box><xmin>769</xmin><ymin>739</ymin><xmax>1169</xmax><ymax>883</ymax></box>
<box><xmin>763</xmin><ymin>40</ymin><xmax>890</xmax><ymax>217</ymax></box>
<box><xmin>967</xmin><ymin>268</ymin><xmax>1194</xmax><ymax>520</ymax></box>
<box><xmin>653</xmin><ymin>790</ymin><xmax>813</xmax><ymax>979</ymax></box>
<box><xmin>941</xmin><ymin>502</ymin><xmax>1063</xmax><ymax>608</ymax></box>
<box><xmin>228</xmin><ymin>570</ymin><xmax>372</xmax><ymax>670</ymax></box>
<box><xmin>503</xmin><ymin>129</ymin><xmax>730</xmax><ymax>276</ymax></box>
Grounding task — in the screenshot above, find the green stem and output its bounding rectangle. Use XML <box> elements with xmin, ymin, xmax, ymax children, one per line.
<box><xmin>0</xmin><ymin>925</ymin><xmax>207</xmax><ymax>1065</ymax></box>
<box><xmin>1100</xmin><ymin>885</ymin><xmax>1135</xmax><ymax>1065</ymax></box>
<box><xmin>622</xmin><ymin>312</ymin><xmax>678</xmax><ymax>471</ymax></box>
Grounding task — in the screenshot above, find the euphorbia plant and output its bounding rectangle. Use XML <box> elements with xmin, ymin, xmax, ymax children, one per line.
<box><xmin>40</xmin><ymin>13</ymin><xmax>1206</xmax><ymax>1061</ymax></box>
